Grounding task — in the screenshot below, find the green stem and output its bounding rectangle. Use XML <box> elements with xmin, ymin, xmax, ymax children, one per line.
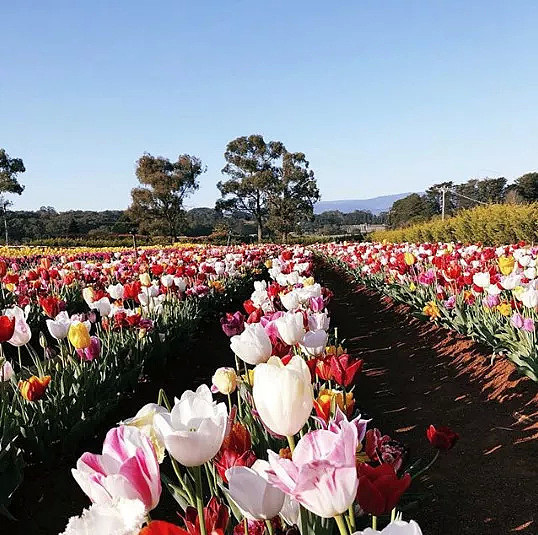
<box><xmin>348</xmin><ymin>504</ymin><xmax>356</xmax><ymax>531</ymax></box>
<box><xmin>335</xmin><ymin>514</ymin><xmax>349</xmax><ymax>535</ymax></box>
<box><xmin>286</xmin><ymin>434</ymin><xmax>296</xmax><ymax>452</ymax></box>
<box><xmin>391</xmin><ymin>507</ymin><xmax>396</xmax><ymax>522</ymax></box>
<box><xmin>227</xmin><ymin>392</ymin><xmax>232</xmax><ymax>413</ymax></box>
<box><xmin>171</xmin><ymin>458</ymin><xmax>195</xmax><ymax>505</ymax></box>
<box><xmin>244</xmin><ymin>517</ymin><xmax>248</xmax><ymax>535</ymax></box>
<box><xmin>299</xmin><ymin>505</ymin><xmax>308</xmax><ymax>535</ymax></box>
<box><xmin>265</xmin><ymin>519</ymin><xmax>274</xmax><ymax>535</ymax></box>
<box><xmin>194</xmin><ymin>465</ymin><xmax>207</xmax><ymax>535</ymax></box>
<box><xmin>372</xmin><ymin>515</ymin><xmax>377</xmax><ymax>530</ymax></box>
<box><xmin>412</xmin><ymin>450</ymin><xmax>440</xmax><ymax>479</ymax></box>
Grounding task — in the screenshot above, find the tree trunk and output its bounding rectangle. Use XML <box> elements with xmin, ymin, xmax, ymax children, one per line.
<box><xmin>257</xmin><ymin>221</ymin><xmax>263</xmax><ymax>243</ymax></box>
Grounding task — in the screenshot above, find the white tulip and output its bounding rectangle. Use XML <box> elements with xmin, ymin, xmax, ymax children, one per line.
<box><xmin>352</xmin><ymin>519</ymin><xmax>423</xmax><ymax>535</ymax></box>
<box><xmin>226</xmin><ymin>460</ymin><xmax>285</xmax><ymax>520</ymax></box>
<box><xmin>230</xmin><ymin>322</ymin><xmax>272</xmax><ymax>365</ymax></box>
<box><xmin>501</xmin><ymin>274</ymin><xmax>521</xmax><ymax>290</ymax></box>
<box><xmin>253</xmin><ymin>355</ymin><xmax>313</xmax><ymax>436</ymax></box>
<box><xmin>472</xmin><ymin>272</ymin><xmax>490</xmax><ymax>288</ymax></box>
<box><xmin>524</xmin><ymin>267</ymin><xmax>537</xmax><ymax>280</ymax></box>
<box><xmin>521</xmin><ymin>287</ymin><xmax>538</xmax><ymax>308</ymax></box>
<box><xmin>161</xmin><ymin>274</ymin><xmax>174</xmax><ymax>288</ymax></box>
<box><xmin>107</xmin><ymin>283</ymin><xmax>124</xmax><ymax>300</ymax></box>
<box><xmin>300</xmin><ymin>329</ymin><xmax>328</xmax><ymax>357</ymax></box>
<box><xmin>280</xmin><ymin>291</ymin><xmax>300</xmax><ymax>311</ymax></box>
<box><xmin>279</xmin><ymin>495</ymin><xmax>301</xmax><ymax>528</ymax></box>
<box><xmin>308</xmin><ymin>311</ymin><xmax>330</xmax><ymax>331</ymax></box>
<box><xmin>91</xmin><ymin>297</ymin><xmax>112</xmax><ymax>317</ymax></box>
<box><xmin>122</xmin><ymin>403</ymin><xmax>168</xmax><ymax>463</ymax></box>
<box><xmin>60</xmin><ymin>498</ymin><xmax>145</xmax><ymax>535</ymax></box>
<box><xmin>5</xmin><ymin>306</ymin><xmax>32</xmax><ymax>347</ymax></box>
<box><xmin>46</xmin><ymin>311</ymin><xmax>72</xmax><ymax>340</ymax></box>
<box><xmin>82</xmin><ymin>287</ymin><xmax>95</xmax><ymax>306</ymax></box>
<box><xmin>154</xmin><ymin>384</ymin><xmax>227</xmax><ymax>466</ymax></box>
<box><xmin>275</xmin><ymin>312</ymin><xmax>306</xmax><ymax>346</ymax></box>
<box><xmin>174</xmin><ymin>277</ymin><xmax>187</xmax><ymax>292</ymax></box>
<box><xmin>0</xmin><ymin>360</ymin><xmax>14</xmax><ymax>381</ymax></box>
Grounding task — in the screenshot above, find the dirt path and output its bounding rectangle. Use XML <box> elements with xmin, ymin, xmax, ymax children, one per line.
<box><xmin>318</xmin><ymin>266</ymin><xmax>538</xmax><ymax>535</ymax></box>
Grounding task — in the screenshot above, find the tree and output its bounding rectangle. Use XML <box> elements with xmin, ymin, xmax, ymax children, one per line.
<box><xmin>514</xmin><ymin>172</ymin><xmax>538</xmax><ymax>202</ymax></box>
<box><xmin>0</xmin><ymin>149</ymin><xmax>26</xmax><ymax>245</ymax></box>
<box><xmin>128</xmin><ymin>153</ymin><xmax>205</xmax><ymax>241</ymax></box>
<box><xmin>388</xmin><ymin>193</ymin><xmax>432</xmax><ymax>228</ymax></box>
<box><xmin>216</xmin><ymin>135</ymin><xmax>286</xmax><ymax>242</ymax></box>
<box><xmin>266</xmin><ymin>152</ymin><xmax>320</xmax><ymax>242</ymax></box>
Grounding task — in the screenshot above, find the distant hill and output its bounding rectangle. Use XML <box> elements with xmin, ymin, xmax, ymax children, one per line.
<box><xmin>314</xmin><ymin>193</ymin><xmax>415</xmax><ymax>215</ymax></box>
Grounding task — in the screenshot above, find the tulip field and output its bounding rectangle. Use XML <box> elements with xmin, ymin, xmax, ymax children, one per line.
<box><xmin>315</xmin><ymin>241</ymin><xmax>538</xmax><ymax>381</ymax></box>
<box><xmin>1</xmin><ymin>241</ymin><xmax>536</xmax><ymax>535</ymax></box>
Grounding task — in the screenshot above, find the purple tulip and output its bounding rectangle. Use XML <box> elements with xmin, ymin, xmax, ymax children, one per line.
<box><xmin>483</xmin><ymin>294</ymin><xmax>500</xmax><ymax>308</ymax></box>
<box><xmin>444</xmin><ymin>296</ymin><xmax>457</xmax><ymax>310</ymax></box>
<box><xmin>523</xmin><ymin>318</ymin><xmax>535</xmax><ymax>332</ymax></box>
<box><xmin>220</xmin><ymin>311</ymin><xmax>245</xmax><ymax>337</ymax></box>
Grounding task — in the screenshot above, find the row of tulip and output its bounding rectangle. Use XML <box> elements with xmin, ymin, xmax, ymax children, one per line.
<box><xmin>313</xmin><ymin>241</ymin><xmax>538</xmax><ymax>381</ymax></box>
<box><xmin>60</xmin><ymin>247</ymin><xmax>458</xmax><ymax>535</ymax></box>
<box><xmin>0</xmin><ymin>244</ymin><xmax>279</xmax><ymax>516</ymax></box>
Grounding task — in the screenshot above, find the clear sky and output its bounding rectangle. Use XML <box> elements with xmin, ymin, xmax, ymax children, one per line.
<box><xmin>2</xmin><ymin>1</ymin><xmax>538</xmax><ymax>212</ymax></box>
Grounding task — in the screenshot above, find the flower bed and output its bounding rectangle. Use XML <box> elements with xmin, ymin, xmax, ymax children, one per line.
<box><xmin>58</xmin><ymin>248</ymin><xmax>457</xmax><ymax>535</ymax></box>
<box><xmin>314</xmin><ymin>241</ymin><xmax>538</xmax><ymax>382</ymax></box>
<box><xmin>0</xmin><ymin>244</ymin><xmax>279</xmax><ymax>516</ymax></box>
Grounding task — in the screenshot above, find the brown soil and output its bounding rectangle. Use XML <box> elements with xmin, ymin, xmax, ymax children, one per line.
<box><xmin>318</xmin><ymin>266</ymin><xmax>538</xmax><ymax>535</ymax></box>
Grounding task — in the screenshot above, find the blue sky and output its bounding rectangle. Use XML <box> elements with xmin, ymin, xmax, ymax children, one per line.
<box><xmin>2</xmin><ymin>1</ymin><xmax>538</xmax><ymax>211</ymax></box>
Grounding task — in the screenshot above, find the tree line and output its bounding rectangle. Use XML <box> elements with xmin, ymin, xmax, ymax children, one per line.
<box><xmin>0</xmin><ymin>136</ymin><xmax>323</xmax><ymax>244</ymax></box>
<box><xmin>387</xmin><ymin>174</ymin><xmax>538</xmax><ymax>229</ymax></box>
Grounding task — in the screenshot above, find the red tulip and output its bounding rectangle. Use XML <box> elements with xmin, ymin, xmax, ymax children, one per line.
<box><xmin>18</xmin><ymin>375</ymin><xmax>51</xmax><ymax>401</ymax></box>
<box><xmin>213</xmin><ymin>422</ymin><xmax>256</xmax><ymax>482</ymax></box>
<box><xmin>330</xmin><ymin>354</ymin><xmax>363</xmax><ymax>387</ymax></box>
<box><xmin>139</xmin><ymin>521</ymin><xmax>188</xmax><ymax>535</ymax></box>
<box><xmin>356</xmin><ymin>463</ymin><xmax>411</xmax><ymax>516</ymax></box>
<box><xmin>426</xmin><ymin>425</ymin><xmax>459</xmax><ymax>451</ymax></box>
<box><xmin>0</xmin><ymin>315</ymin><xmax>15</xmax><ymax>342</ymax></box>
<box><xmin>39</xmin><ymin>295</ymin><xmax>63</xmax><ymax>318</ymax></box>
<box><xmin>243</xmin><ymin>299</ymin><xmax>257</xmax><ymax>315</ymax></box>
<box><xmin>182</xmin><ymin>497</ymin><xmax>229</xmax><ymax>535</ymax></box>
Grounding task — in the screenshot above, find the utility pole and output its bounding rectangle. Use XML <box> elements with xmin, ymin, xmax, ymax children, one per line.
<box><xmin>2</xmin><ymin>202</ymin><xmax>8</xmax><ymax>246</ymax></box>
<box><xmin>440</xmin><ymin>186</ymin><xmax>449</xmax><ymax>221</ymax></box>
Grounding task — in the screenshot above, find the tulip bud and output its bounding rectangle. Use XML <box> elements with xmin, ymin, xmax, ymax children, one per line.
<box><xmin>39</xmin><ymin>331</ymin><xmax>48</xmax><ymax>349</ymax></box>
<box><xmin>212</xmin><ymin>367</ymin><xmax>237</xmax><ymax>394</ymax></box>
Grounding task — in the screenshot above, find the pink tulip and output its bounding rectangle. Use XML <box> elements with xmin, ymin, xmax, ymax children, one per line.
<box><xmin>267</xmin><ymin>418</ymin><xmax>358</xmax><ymax>518</ymax></box>
<box><xmin>72</xmin><ymin>426</ymin><xmax>161</xmax><ymax>512</ymax></box>
<box><xmin>76</xmin><ymin>336</ymin><xmax>101</xmax><ymax>361</ymax></box>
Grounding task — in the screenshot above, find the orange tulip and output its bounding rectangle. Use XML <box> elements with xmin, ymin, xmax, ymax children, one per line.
<box><xmin>18</xmin><ymin>375</ymin><xmax>51</xmax><ymax>401</ymax></box>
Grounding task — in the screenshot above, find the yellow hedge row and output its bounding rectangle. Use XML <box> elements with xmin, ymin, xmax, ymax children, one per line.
<box><xmin>372</xmin><ymin>203</ymin><xmax>538</xmax><ymax>244</ymax></box>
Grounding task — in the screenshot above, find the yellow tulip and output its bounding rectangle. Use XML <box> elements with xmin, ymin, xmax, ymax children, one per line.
<box><xmin>498</xmin><ymin>255</ymin><xmax>515</xmax><ymax>276</ymax></box>
<box><xmin>403</xmin><ymin>252</ymin><xmax>416</xmax><ymax>266</ymax></box>
<box><xmin>68</xmin><ymin>321</ymin><xmax>91</xmax><ymax>349</ymax></box>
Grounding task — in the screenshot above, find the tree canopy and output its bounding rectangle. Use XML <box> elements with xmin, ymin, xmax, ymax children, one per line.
<box><xmin>0</xmin><ymin>149</ymin><xmax>25</xmax><ymax>198</ymax></box>
<box><xmin>216</xmin><ymin>135</ymin><xmax>319</xmax><ymax>242</ymax></box>
<box><xmin>128</xmin><ymin>153</ymin><xmax>205</xmax><ymax>241</ymax></box>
